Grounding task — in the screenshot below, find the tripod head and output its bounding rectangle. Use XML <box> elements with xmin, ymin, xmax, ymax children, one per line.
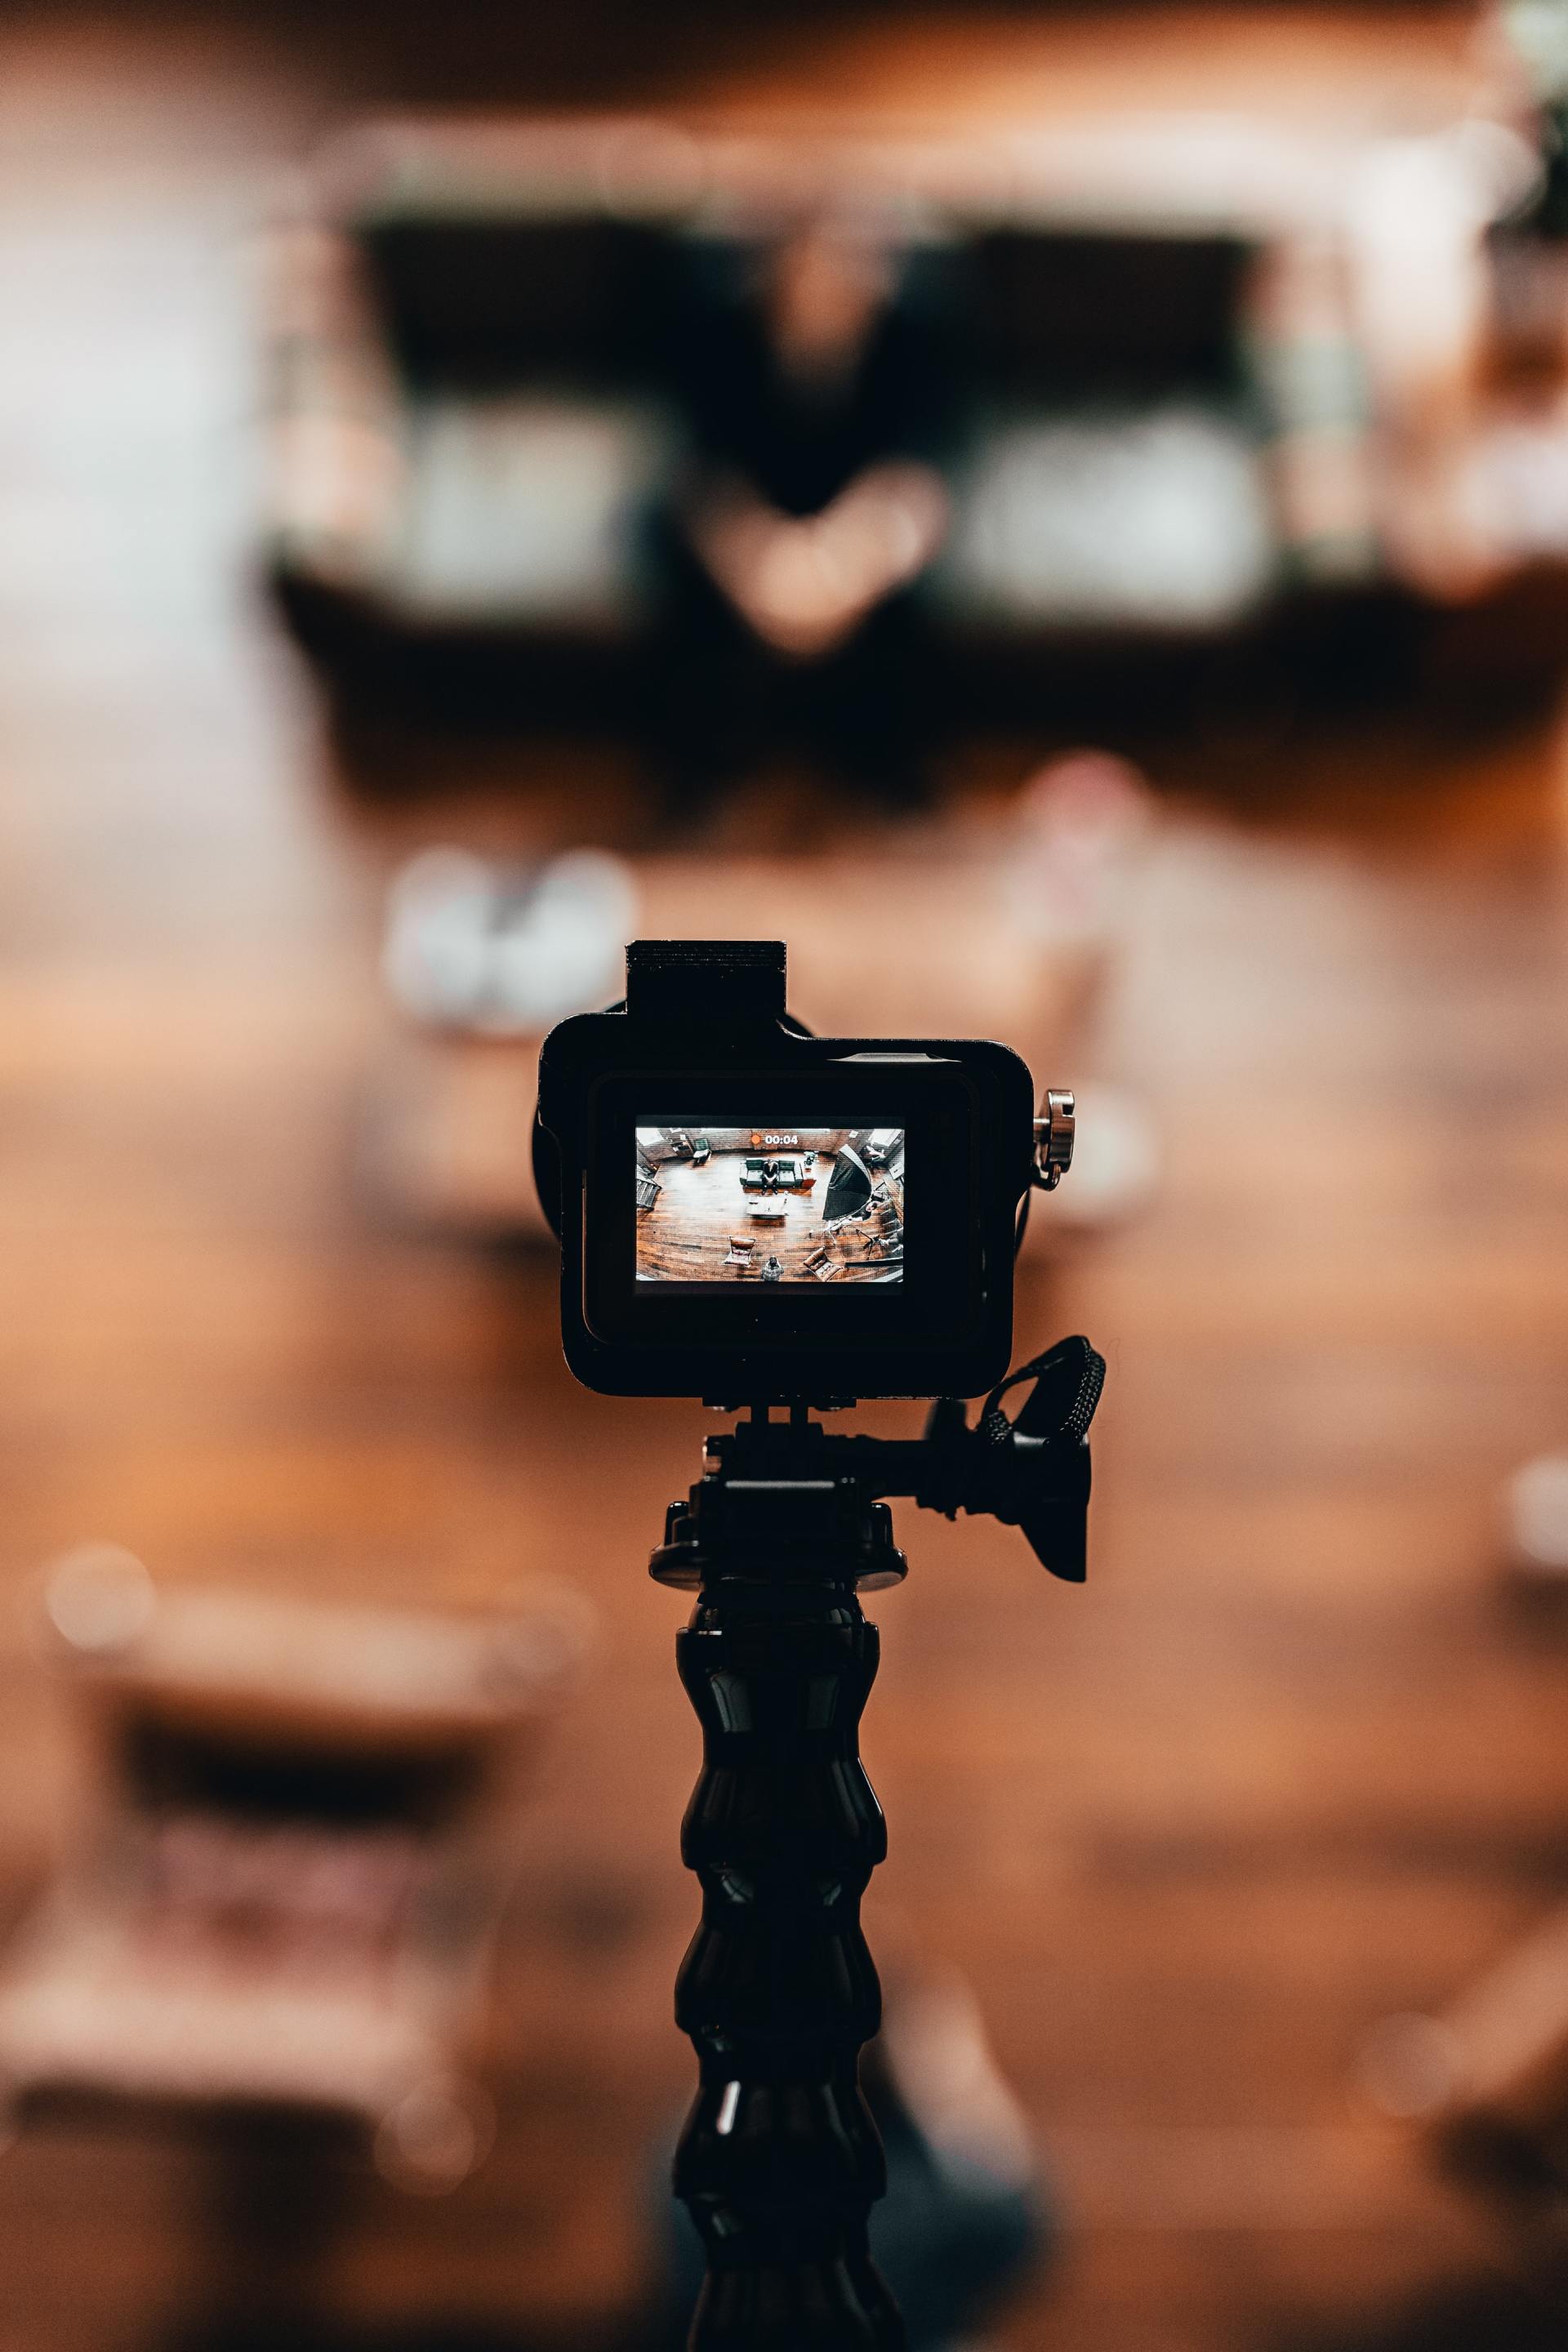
<box><xmin>650</xmin><ymin>1334</ymin><xmax>1105</xmax><ymax>1593</ymax></box>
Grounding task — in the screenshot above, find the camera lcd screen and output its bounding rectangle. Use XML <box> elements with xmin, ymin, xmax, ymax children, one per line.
<box><xmin>635</xmin><ymin>1126</ymin><xmax>905</xmax><ymax>1285</ymax></box>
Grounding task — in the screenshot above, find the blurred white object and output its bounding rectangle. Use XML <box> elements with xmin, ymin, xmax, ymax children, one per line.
<box><xmin>397</xmin><ymin>394</ymin><xmax>671</xmax><ymax>626</ymax></box>
<box><xmin>1000</xmin><ymin>755</ymin><xmax>1159</xmax><ymax>1241</ymax></box>
<box><xmin>42</xmin><ymin>1544</ymin><xmax>156</xmax><ymax>1657</ymax></box>
<box><xmin>880</xmin><ymin>1971</ymin><xmax>1036</xmax><ymax>2193</ymax></box>
<box><xmin>375</xmin><ymin>2077</ymin><xmax>497</xmax><ymax>2196</ymax></box>
<box><xmin>1356</xmin><ymin>2010</ymin><xmax>1464</xmax><ymax>2122</ymax></box>
<box><xmin>1034</xmin><ymin>1082</ymin><xmax>1160</xmax><ymax>1235</ymax></box>
<box><xmin>942</xmin><ymin>406</ymin><xmax>1276</xmax><ymax>628</ymax></box>
<box><xmin>1006</xmin><ymin>751</ymin><xmax>1153</xmax><ymax>951</ymax></box>
<box><xmin>1505</xmin><ymin>1453</ymin><xmax>1568</xmax><ymax>1587</ymax></box>
<box><xmin>383</xmin><ymin>844</ymin><xmax>637</xmax><ymax>1036</ymax></box>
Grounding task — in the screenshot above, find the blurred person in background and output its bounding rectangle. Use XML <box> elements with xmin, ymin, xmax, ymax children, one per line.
<box><xmin>651</xmin><ymin>208</ymin><xmax>962</xmax><ymax>817</ymax></box>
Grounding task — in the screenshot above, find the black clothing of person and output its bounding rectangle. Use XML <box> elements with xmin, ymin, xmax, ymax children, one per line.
<box><xmin>646</xmin><ymin>241</ymin><xmax>964</xmax><ymax>815</ymax></box>
<box><xmin>675</xmin><ymin>241</ymin><xmax>960</xmax><ymax>514</ymax></box>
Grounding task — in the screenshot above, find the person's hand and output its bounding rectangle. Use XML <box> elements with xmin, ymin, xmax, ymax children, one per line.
<box><xmin>688</xmin><ymin>462</ymin><xmax>950</xmax><ymax>658</ymax></box>
<box><xmin>691</xmin><ymin>498</ymin><xmax>862</xmax><ymax>657</ymax></box>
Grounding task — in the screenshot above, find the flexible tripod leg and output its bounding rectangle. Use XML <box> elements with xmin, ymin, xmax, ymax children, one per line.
<box><xmin>672</xmin><ymin>1570</ymin><xmax>905</xmax><ymax>2350</ymax></box>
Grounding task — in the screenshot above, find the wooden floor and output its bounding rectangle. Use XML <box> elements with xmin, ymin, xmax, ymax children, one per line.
<box><xmin>636</xmin><ymin>1151</ymin><xmax>898</xmax><ymax>1281</ymax></box>
<box><xmin>2</xmin><ymin>7</ymin><xmax>1567</xmax><ymax>2351</ymax></box>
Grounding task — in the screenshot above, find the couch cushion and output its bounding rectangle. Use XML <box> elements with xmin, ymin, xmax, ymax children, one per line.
<box><xmin>932</xmin><ymin>403</ymin><xmax>1280</xmax><ymax>631</ymax></box>
<box><xmin>385</xmin><ymin>392</ymin><xmax>675</xmax><ymax>629</ymax></box>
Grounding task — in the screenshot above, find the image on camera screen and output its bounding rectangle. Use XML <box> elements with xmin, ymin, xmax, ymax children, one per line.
<box><xmin>635</xmin><ymin>1127</ymin><xmax>905</xmax><ymax>1284</ymax></box>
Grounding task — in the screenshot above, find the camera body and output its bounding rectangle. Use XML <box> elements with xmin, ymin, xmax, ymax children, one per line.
<box><xmin>533</xmin><ymin>939</ymin><xmax>1036</xmax><ymax>1403</ymax></box>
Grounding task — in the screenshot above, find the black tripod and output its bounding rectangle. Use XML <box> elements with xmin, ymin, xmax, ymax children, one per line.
<box><xmin>649</xmin><ymin>1339</ymin><xmax>1104</xmax><ymax>2350</ymax></box>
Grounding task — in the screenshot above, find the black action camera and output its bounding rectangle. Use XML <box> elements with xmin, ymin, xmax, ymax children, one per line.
<box><xmin>533</xmin><ymin>938</ymin><xmax>1037</xmax><ymax>1403</ymax></box>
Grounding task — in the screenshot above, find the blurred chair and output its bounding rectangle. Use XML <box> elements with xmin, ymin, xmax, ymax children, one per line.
<box><xmin>0</xmin><ymin>1548</ymin><xmax>586</xmax><ymax>2348</ymax></box>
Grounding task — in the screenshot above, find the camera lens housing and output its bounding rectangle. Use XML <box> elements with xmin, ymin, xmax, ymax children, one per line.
<box><xmin>534</xmin><ymin>941</ymin><xmax>1035</xmax><ymax>1404</ymax></box>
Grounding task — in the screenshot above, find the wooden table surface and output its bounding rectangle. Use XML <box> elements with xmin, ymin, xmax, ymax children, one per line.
<box><xmin>1</xmin><ymin>7</ymin><xmax>1565</xmax><ymax>2350</ymax></box>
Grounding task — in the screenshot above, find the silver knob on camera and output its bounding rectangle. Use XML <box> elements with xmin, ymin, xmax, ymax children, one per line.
<box><xmin>1032</xmin><ymin>1090</ymin><xmax>1076</xmax><ymax>1191</ymax></box>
